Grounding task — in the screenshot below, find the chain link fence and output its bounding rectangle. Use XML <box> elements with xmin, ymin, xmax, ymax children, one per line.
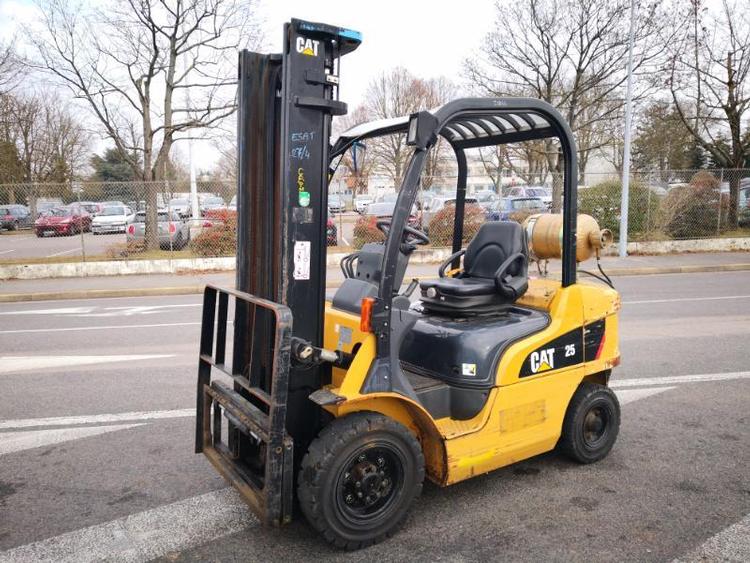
<box><xmin>1</xmin><ymin>169</ymin><xmax>749</xmax><ymax>266</ymax></box>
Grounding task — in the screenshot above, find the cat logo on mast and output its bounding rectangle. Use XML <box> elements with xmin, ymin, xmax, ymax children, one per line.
<box><xmin>296</xmin><ymin>37</ymin><xmax>320</xmax><ymax>57</ymax></box>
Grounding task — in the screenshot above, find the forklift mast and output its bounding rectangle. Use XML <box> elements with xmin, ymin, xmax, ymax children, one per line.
<box><xmin>234</xmin><ymin>21</ymin><xmax>361</xmax><ymax>448</ymax></box>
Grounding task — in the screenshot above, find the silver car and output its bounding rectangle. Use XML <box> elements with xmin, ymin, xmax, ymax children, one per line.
<box><xmin>126</xmin><ymin>210</ymin><xmax>190</xmax><ymax>249</ymax></box>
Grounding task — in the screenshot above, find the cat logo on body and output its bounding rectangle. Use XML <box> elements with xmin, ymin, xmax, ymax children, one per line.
<box><xmin>530</xmin><ymin>348</ymin><xmax>555</xmax><ymax>373</ymax></box>
<box><xmin>296</xmin><ymin>37</ymin><xmax>320</xmax><ymax>57</ymax></box>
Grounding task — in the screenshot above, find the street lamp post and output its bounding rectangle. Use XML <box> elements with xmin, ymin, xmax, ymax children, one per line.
<box><xmin>619</xmin><ymin>0</ymin><xmax>638</xmax><ymax>257</ymax></box>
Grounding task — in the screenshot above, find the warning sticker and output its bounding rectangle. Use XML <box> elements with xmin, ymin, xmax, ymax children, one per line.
<box><xmin>462</xmin><ymin>363</ymin><xmax>477</xmax><ymax>377</ymax></box>
<box><xmin>294</xmin><ymin>241</ymin><xmax>311</xmax><ymax>280</ymax></box>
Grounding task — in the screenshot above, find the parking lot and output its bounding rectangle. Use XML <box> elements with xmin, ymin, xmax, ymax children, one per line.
<box><xmin>0</xmin><ymin>231</ymin><xmax>127</xmax><ymax>260</ymax></box>
<box><xmin>0</xmin><ymin>269</ymin><xmax>748</xmax><ymax>561</ymax></box>
<box><xmin>0</xmin><ymin>212</ymin><xmax>360</xmax><ymax>262</ymax></box>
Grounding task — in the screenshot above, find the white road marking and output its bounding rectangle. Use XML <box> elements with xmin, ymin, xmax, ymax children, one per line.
<box><xmin>673</xmin><ymin>512</ymin><xmax>750</xmax><ymax>563</ymax></box>
<box><xmin>625</xmin><ymin>294</ymin><xmax>750</xmax><ymax>305</ymax></box>
<box><xmin>615</xmin><ymin>386</ymin><xmax>675</xmax><ymax>405</ymax></box>
<box><xmin>0</xmin><ymin>303</ymin><xmax>201</xmax><ymax>317</ymax></box>
<box><xmin>46</xmin><ymin>248</ymin><xmax>79</xmax><ymax>258</ymax></box>
<box><xmin>0</xmin><ymin>306</ymin><xmax>96</xmax><ymax>316</ymax></box>
<box><xmin>0</xmin><ymin>322</ymin><xmax>201</xmax><ymax>334</ymax></box>
<box><xmin>0</xmin><ymin>249</ymin><xmax>15</xmax><ymax>255</ymax></box>
<box><xmin>0</xmin><ymin>423</ymin><xmax>145</xmax><ymax>455</ymax></box>
<box><xmin>611</xmin><ymin>371</ymin><xmax>750</xmax><ymax>388</ymax></box>
<box><xmin>0</xmin><ymin>408</ymin><xmax>194</xmax><ymax>430</ymax></box>
<box><xmin>0</xmin><ymin>354</ymin><xmax>176</xmax><ymax>374</ymax></box>
<box><xmin>0</xmin><ymin>488</ymin><xmax>255</xmax><ymax>563</ymax></box>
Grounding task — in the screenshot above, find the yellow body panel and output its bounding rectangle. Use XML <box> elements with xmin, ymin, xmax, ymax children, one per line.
<box><xmin>320</xmin><ymin>276</ymin><xmax>620</xmax><ymax>487</ymax></box>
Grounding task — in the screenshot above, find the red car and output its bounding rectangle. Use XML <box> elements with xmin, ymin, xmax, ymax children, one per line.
<box><xmin>35</xmin><ymin>207</ymin><xmax>92</xmax><ymax>237</ymax></box>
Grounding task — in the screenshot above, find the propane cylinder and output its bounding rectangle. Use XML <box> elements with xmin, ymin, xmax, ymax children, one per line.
<box><xmin>523</xmin><ymin>213</ymin><xmax>613</xmax><ymax>262</ymax></box>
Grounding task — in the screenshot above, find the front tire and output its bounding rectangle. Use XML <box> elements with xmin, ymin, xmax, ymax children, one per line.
<box><xmin>559</xmin><ymin>382</ymin><xmax>620</xmax><ymax>464</ymax></box>
<box><xmin>298</xmin><ymin>412</ymin><xmax>424</xmax><ymax>550</ymax></box>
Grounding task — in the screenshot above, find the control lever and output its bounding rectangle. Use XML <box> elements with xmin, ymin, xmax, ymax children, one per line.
<box><xmin>403</xmin><ymin>278</ymin><xmax>419</xmax><ymax>298</ymax></box>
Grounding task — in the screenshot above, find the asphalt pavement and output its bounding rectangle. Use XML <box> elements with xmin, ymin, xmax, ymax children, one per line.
<box><xmin>0</xmin><ymin>270</ymin><xmax>748</xmax><ymax>561</ymax></box>
<box><xmin>0</xmin><ymin>231</ymin><xmax>127</xmax><ymax>260</ymax></box>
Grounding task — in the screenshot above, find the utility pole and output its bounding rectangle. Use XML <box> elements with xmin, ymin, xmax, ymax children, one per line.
<box><xmin>619</xmin><ymin>0</ymin><xmax>638</xmax><ymax>257</ymax></box>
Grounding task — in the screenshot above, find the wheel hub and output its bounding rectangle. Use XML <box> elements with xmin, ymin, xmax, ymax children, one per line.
<box><xmin>583</xmin><ymin>406</ymin><xmax>608</xmax><ymax>446</ymax></box>
<box><xmin>339</xmin><ymin>448</ymin><xmax>398</xmax><ymax>514</ymax></box>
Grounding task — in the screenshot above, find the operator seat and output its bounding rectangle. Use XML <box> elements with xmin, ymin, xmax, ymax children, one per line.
<box><xmin>419</xmin><ymin>221</ymin><xmax>529</xmax><ymax>314</ymax></box>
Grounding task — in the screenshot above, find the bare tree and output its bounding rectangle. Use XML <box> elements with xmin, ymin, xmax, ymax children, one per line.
<box><xmin>334</xmin><ymin>105</ymin><xmax>375</xmax><ymax>196</ymax></box>
<box><xmin>0</xmin><ymin>40</ymin><xmax>23</xmax><ymax>94</ymax></box>
<box><xmin>664</xmin><ymin>0</ymin><xmax>750</xmax><ymax>227</ymax></box>
<box><xmin>465</xmin><ymin>0</ymin><xmax>665</xmax><ymax>210</ymax></box>
<box><xmin>28</xmin><ymin>0</ymin><xmax>262</xmax><ymax>247</ymax></box>
<box><xmin>363</xmin><ymin>68</ymin><xmax>455</xmax><ymax>188</ymax></box>
<box><xmin>364</xmin><ymin>68</ymin><xmax>426</xmax><ymax>185</ymax></box>
<box><xmin>420</xmin><ymin>77</ymin><xmax>456</xmax><ymax>188</ymax></box>
<box><xmin>0</xmin><ymin>91</ymin><xmax>89</xmax><ymax>209</ymax></box>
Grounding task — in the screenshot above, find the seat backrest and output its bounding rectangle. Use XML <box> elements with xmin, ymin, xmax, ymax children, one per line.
<box><xmin>464</xmin><ymin>221</ymin><xmax>526</xmax><ymax>279</ymax></box>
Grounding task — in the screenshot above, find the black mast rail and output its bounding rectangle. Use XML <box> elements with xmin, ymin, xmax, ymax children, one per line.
<box><xmin>196</xmin><ymin>19</ymin><xmax>361</xmax><ymax>526</ymax></box>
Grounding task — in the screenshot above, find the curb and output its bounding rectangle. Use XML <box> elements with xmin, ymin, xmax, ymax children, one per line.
<box><xmin>1</xmin><ymin>263</ymin><xmax>749</xmax><ymax>303</ymax></box>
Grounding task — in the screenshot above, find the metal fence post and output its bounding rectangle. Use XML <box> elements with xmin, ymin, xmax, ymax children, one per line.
<box><xmin>717</xmin><ymin>169</ymin><xmax>724</xmax><ymax>235</ymax></box>
<box><xmin>75</xmin><ymin>182</ymin><xmax>87</xmax><ymax>264</ymax></box>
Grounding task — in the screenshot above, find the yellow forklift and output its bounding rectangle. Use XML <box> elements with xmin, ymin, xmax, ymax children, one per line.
<box><xmin>196</xmin><ymin>18</ymin><xmax>621</xmax><ymax>550</ymax></box>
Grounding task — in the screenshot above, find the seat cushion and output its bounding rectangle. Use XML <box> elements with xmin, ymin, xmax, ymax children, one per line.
<box><xmin>420</xmin><ymin>276</ymin><xmax>496</xmax><ymax>297</ymax></box>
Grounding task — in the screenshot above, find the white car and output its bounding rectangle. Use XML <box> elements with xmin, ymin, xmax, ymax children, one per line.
<box><xmin>505</xmin><ymin>186</ymin><xmax>552</xmax><ymax>207</ymax></box>
<box><xmin>169</xmin><ymin>198</ymin><xmax>191</xmax><ymax>217</ymax></box>
<box><xmin>91</xmin><ymin>205</ymin><xmax>135</xmax><ymax>234</ymax></box>
<box><xmin>355</xmin><ymin>195</ymin><xmax>374</xmax><ymax>213</ymax></box>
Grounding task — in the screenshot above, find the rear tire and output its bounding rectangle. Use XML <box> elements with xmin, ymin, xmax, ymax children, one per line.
<box><xmin>298</xmin><ymin>411</ymin><xmax>424</xmax><ymax>550</ymax></box>
<box><xmin>559</xmin><ymin>382</ymin><xmax>620</xmax><ymax>464</ymax></box>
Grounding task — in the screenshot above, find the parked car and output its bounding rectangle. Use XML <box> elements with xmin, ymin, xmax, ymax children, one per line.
<box><xmin>505</xmin><ymin>186</ymin><xmax>552</xmax><ymax>207</ymax></box>
<box><xmin>486</xmin><ymin>197</ymin><xmax>547</xmax><ymax>221</ymax></box>
<box><xmin>474</xmin><ymin>190</ymin><xmax>499</xmax><ymax>210</ymax></box>
<box><xmin>326</xmin><ymin>213</ymin><xmax>337</xmax><ymax>246</ymax></box>
<box><xmin>36</xmin><ymin>199</ymin><xmax>64</xmax><ymax>216</ymax></box>
<box><xmin>328</xmin><ymin>194</ymin><xmax>345</xmax><ymax>214</ymax></box>
<box><xmin>376</xmin><ymin>192</ymin><xmax>399</xmax><ymax>204</ymax></box>
<box><xmin>364</xmin><ymin>201</ymin><xmax>420</xmax><ymax>228</ymax></box>
<box><xmin>91</xmin><ymin>205</ymin><xmax>135</xmax><ymax>234</ymax></box>
<box><xmin>200</xmin><ymin>196</ymin><xmax>225</xmax><ymax>216</ymax></box>
<box><xmin>0</xmin><ymin>205</ymin><xmax>33</xmax><ymax>230</ymax></box>
<box><xmin>168</xmin><ymin>198</ymin><xmax>191</xmax><ymax>217</ymax></box>
<box><xmin>354</xmin><ymin>194</ymin><xmax>374</xmax><ymax>214</ymax></box>
<box><xmin>126</xmin><ymin>210</ymin><xmax>190</xmax><ymax>249</ymax></box>
<box><xmin>76</xmin><ymin>201</ymin><xmax>105</xmax><ymax>215</ymax></box>
<box><xmin>421</xmin><ymin>196</ymin><xmax>479</xmax><ymax>227</ymax></box>
<box><xmin>34</xmin><ymin>207</ymin><xmax>92</xmax><ymax>236</ymax></box>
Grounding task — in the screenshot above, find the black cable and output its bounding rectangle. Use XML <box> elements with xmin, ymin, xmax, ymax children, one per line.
<box><xmin>578</xmin><ymin>257</ymin><xmax>614</xmax><ymax>289</ymax></box>
<box><xmin>597</xmin><ymin>257</ymin><xmax>614</xmax><ymax>288</ymax></box>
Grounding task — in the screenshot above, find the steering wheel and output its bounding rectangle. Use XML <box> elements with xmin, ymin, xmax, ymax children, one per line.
<box><xmin>376</xmin><ymin>220</ymin><xmax>430</xmax><ymax>246</ymax></box>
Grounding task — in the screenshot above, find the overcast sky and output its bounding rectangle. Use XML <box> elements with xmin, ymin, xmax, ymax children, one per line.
<box><xmin>259</xmin><ymin>0</ymin><xmax>497</xmax><ymax>107</ymax></box>
<box><xmin>1</xmin><ymin>0</ymin><xmax>500</xmax><ymax>172</ymax></box>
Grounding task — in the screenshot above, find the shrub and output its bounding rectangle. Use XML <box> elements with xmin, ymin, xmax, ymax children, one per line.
<box><xmin>190</xmin><ymin>210</ymin><xmax>237</xmax><ymax>256</ymax></box>
<box><xmin>661</xmin><ymin>171</ymin><xmax>721</xmax><ymax>239</ymax></box>
<box><xmin>578</xmin><ymin>179</ymin><xmax>661</xmax><ymax>239</ymax></box>
<box><xmin>353</xmin><ymin>215</ymin><xmax>385</xmax><ymax>249</ymax></box>
<box><xmin>105</xmin><ymin>240</ymin><xmax>145</xmax><ymax>260</ymax></box>
<box><xmin>428</xmin><ymin>204</ymin><xmax>485</xmax><ymax>247</ymax></box>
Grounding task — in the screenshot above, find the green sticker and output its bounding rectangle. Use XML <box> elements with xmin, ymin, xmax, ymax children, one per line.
<box><xmin>299</xmin><ymin>191</ymin><xmax>311</xmax><ymax>207</ymax></box>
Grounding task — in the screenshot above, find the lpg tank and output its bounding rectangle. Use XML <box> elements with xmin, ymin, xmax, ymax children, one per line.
<box><xmin>522</xmin><ymin>213</ymin><xmax>613</xmax><ymax>262</ymax></box>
